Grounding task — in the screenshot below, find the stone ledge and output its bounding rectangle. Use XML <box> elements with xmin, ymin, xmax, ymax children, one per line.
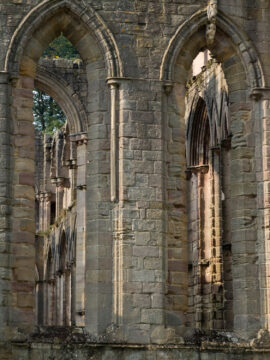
<box><xmin>10</xmin><ymin>340</ymin><xmax>270</xmax><ymax>360</ymax></box>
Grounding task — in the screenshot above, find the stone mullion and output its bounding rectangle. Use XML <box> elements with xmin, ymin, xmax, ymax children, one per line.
<box><xmin>75</xmin><ymin>137</ymin><xmax>87</xmax><ymax>327</ymax></box>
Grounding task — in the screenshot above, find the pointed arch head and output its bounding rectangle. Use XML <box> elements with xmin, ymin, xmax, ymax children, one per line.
<box><xmin>35</xmin><ymin>66</ymin><xmax>87</xmax><ymax>133</ymax></box>
<box><xmin>186</xmin><ymin>96</ymin><xmax>210</xmax><ymax>167</ymax></box>
<box><xmin>160</xmin><ymin>9</ymin><xmax>264</xmax><ymax>90</ymax></box>
<box><xmin>5</xmin><ymin>0</ymin><xmax>123</xmax><ymax>78</ymax></box>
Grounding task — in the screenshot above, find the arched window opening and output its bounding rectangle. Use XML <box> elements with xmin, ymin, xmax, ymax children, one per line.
<box><xmin>187</xmin><ymin>97</ymin><xmax>210</xmax><ymax>168</ymax></box>
<box><xmin>185</xmin><ymin>53</ymin><xmax>232</xmax><ymax>331</ymax></box>
<box><xmin>42</xmin><ymin>34</ymin><xmax>80</xmax><ymax>61</ymax></box>
<box><xmin>192</xmin><ymin>50</ymin><xmax>211</xmax><ymax>77</ymax></box>
<box><xmin>7</xmin><ymin>2</ymin><xmax>117</xmax><ymax>338</ymax></box>
<box><xmin>33</xmin><ymin>89</ymin><xmax>66</xmax><ymax>133</ymax></box>
<box><xmin>33</xmin><ymin>37</ymin><xmax>87</xmax><ymax>328</ymax></box>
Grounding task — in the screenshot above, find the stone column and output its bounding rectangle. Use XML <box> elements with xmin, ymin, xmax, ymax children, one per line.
<box><xmin>107</xmin><ymin>79</ymin><xmax>119</xmax><ymax>202</ymax></box>
<box><xmin>38</xmin><ymin>193</ymin><xmax>45</xmax><ymax>231</ymax></box>
<box><xmin>65</xmin><ymin>268</ymin><xmax>71</xmax><ymax>326</ymax></box>
<box><xmin>75</xmin><ymin>134</ymin><xmax>87</xmax><ymax>326</ymax></box>
<box><xmin>56</xmin><ymin>178</ymin><xmax>65</xmax><ymax>218</ymax></box>
<box><xmin>71</xmin><ymin>262</ymin><xmax>76</xmax><ymax>325</ymax></box>
<box><xmin>44</xmin><ymin>192</ymin><xmax>51</xmax><ymax>230</ymax></box>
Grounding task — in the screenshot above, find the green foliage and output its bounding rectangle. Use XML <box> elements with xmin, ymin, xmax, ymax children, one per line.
<box><xmin>33</xmin><ymin>35</ymin><xmax>80</xmax><ymax>133</ymax></box>
<box><xmin>42</xmin><ymin>34</ymin><xmax>80</xmax><ymax>59</ymax></box>
<box><xmin>33</xmin><ymin>89</ymin><xmax>66</xmax><ymax>133</ymax></box>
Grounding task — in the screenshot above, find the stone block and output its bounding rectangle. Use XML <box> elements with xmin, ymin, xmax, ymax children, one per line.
<box><xmin>128</xmin><ymin>269</ymin><xmax>155</xmax><ymax>282</ymax></box>
<box><xmin>141</xmin><ymin>309</ymin><xmax>163</xmax><ymax>324</ymax></box>
<box><xmin>17</xmin><ymin>293</ymin><xmax>34</xmax><ymax>308</ymax></box>
<box><xmin>144</xmin><ymin>257</ymin><xmax>162</xmax><ymax>270</ymax></box>
<box><xmin>135</xmin><ymin>232</ymin><xmax>151</xmax><ymax>245</ymax></box>
<box><xmin>133</xmin><ymin>294</ymin><xmax>151</xmax><ymax>308</ymax></box>
<box><xmin>133</xmin><ymin>246</ymin><xmax>159</xmax><ymax>257</ymax></box>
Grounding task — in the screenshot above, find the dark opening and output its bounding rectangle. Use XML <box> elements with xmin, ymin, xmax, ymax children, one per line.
<box><xmin>50</xmin><ymin>201</ymin><xmax>56</xmax><ymax>225</ymax></box>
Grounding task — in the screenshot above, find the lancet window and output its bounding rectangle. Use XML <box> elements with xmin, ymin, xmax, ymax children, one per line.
<box><xmin>186</xmin><ymin>62</ymin><xmax>232</xmax><ymax>330</ymax></box>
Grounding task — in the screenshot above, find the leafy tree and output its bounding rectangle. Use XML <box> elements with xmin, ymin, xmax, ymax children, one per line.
<box><xmin>33</xmin><ymin>89</ymin><xmax>66</xmax><ymax>133</ymax></box>
<box><xmin>42</xmin><ymin>34</ymin><xmax>80</xmax><ymax>59</ymax></box>
<box><xmin>33</xmin><ymin>35</ymin><xmax>80</xmax><ymax>132</ymax></box>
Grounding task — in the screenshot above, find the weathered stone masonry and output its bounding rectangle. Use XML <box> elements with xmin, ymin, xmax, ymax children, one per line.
<box><xmin>1</xmin><ymin>0</ymin><xmax>270</xmax><ymax>359</ymax></box>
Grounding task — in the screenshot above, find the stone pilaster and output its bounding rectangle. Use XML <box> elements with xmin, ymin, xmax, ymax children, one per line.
<box><xmin>0</xmin><ymin>72</ymin><xmax>12</xmax><ymax>359</ymax></box>
<box><xmin>10</xmin><ymin>75</ymin><xmax>35</xmax><ymax>338</ymax></box>
<box><xmin>251</xmin><ymin>88</ymin><xmax>270</xmax><ymax>333</ymax></box>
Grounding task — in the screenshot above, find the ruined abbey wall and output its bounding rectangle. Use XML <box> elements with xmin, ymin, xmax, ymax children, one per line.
<box><xmin>1</xmin><ymin>0</ymin><xmax>270</xmax><ymax>359</ymax></box>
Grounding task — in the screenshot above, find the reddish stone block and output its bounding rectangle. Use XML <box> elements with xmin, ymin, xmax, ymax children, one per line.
<box><xmin>19</xmin><ymin>172</ymin><xmax>34</xmax><ymax>187</ymax></box>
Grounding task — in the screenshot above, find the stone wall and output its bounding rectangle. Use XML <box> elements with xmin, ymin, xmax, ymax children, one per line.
<box><xmin>0</xmin><ymin>0</ymin><xmax>270</xmax><ymax>359</ymax></box>
<box><xmin>9</xmin><ymin>342</ymin><xmax>270</xmax><ymax>360</ymax></box>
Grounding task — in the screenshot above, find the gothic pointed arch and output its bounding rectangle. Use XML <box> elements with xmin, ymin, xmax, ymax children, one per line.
<box><xmin>5</xmin><ymin>0</ymin><xmax>123</xmax><ymax>78</ymax></box>
<box><xmin>35</xmin><ymin>67</ymin><xmax>87</xmax><ymax>134</ymax></box>
<box><xmin>163</xmin><ymin>8</ymin><xmax>262</xmax><ymax>338</ymax></box>
<box><xmin>186</xmin><ymin>96</ymin><xmax>210</xmax><ymax>168</ymax></box>
<box><xmin>160</xmin><ymin>9</ymin><xmax>264</xmax><ymax>89</ymax></box>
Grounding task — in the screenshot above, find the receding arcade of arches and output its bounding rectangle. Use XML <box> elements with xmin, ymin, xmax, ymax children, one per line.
<box><xmin>185</xmin><ymin>55</ymin><xmax>232</xmax><ymax>330</ymax></box>
<box><xmin>8</xmin><ymin>4</ymin><xmax>114</xmax><ymax>335</ymax></box>
<box><xmin>162</xmin><ymin>19</ymin><xmax>263</xmax><ymax>339</ymax></box>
